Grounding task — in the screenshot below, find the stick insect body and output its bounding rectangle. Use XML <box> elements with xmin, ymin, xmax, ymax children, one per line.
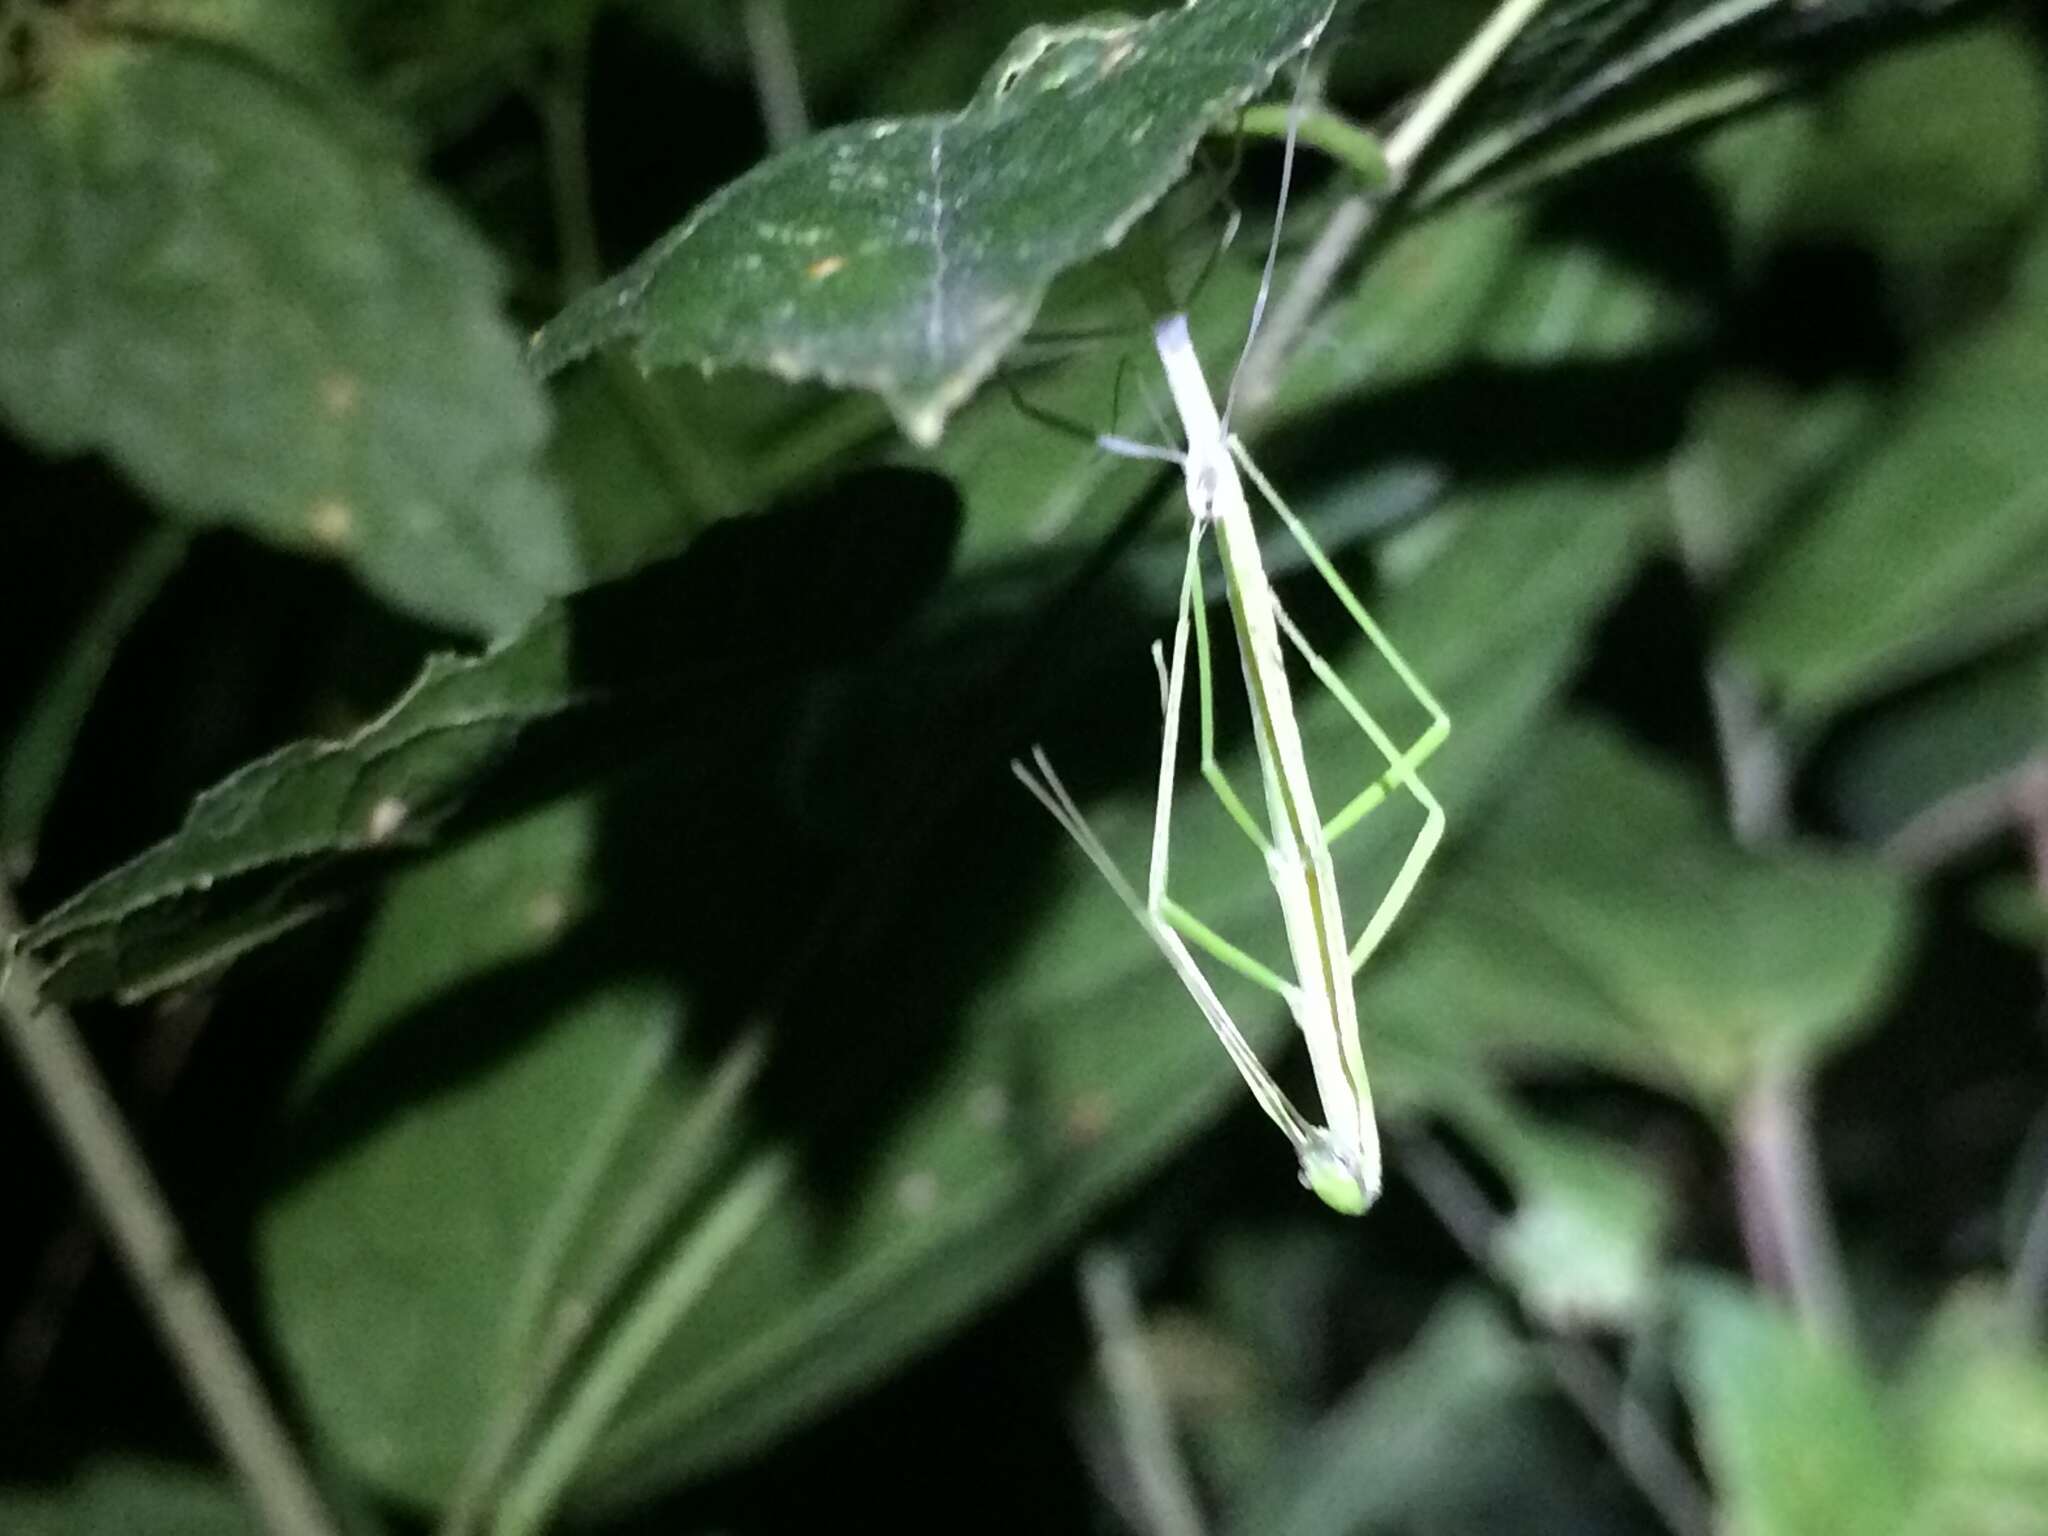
<box><xmin>1166</xmin><ymin>307</ymin><xmax>1451</xmax><ymax>1212</ymax></box>
<box><xmin>1015</xmin><ymin>0</ymin><xmax>1550</xmax><ymax>1213</ymax></box>
<box><xmin>1014</xmin><ymin>277</ymin><xmax>1443</xmax><ymax>1215</ymax></box>
<box><xmin>1016</xmin><ymin>305</ymin><xmax>1447</xmax><ymax>1215</ymax></box>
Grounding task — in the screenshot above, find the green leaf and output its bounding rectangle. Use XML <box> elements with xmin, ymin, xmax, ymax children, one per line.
<box><xmin>1974</xmin><ymin>876</ymin><xmax>2048</xmax><ymax>952</ymax></box>
<box><xmin>1678</xmin><ymin>1275</ymin><xmax>1910</xmax><ymax>1536</ymax></box>
<box><xmin>1697</xmin><ymin>21</ymin><xmax>2046</xmax><ymax>288</ymax></box>
<box><xmin>255</xmin><ymin>460</ymin><xmax>1645</xmax><ymax>1518</ymax></box>
<box><xmin>1821</xmin><ymin>636</ymin><xmax>2048</xmax><ymax>858</ymax></box>
<box><xmin>0</xmin><ymin>1461</ymin><xmax>257</xmax><ymax>1536</ymax></box>
<box><xmin>1789</xmin><ymin>23</ymin><xmax>2045</xmax><ymax>269</ymax></box>
<box><xmin>1261</xmin><ymin>201</ymin><xmax>1532</xmax><ymax>425</ymax></box>
<box><xmin>1362</xmin><ymin>716</ymin><xmax>1913</xmax><ymax>1115</ymax></box>
<box><xmin>258</xmin><ymin>789</ymin><xmax>652</xmax><ymax>1510</ymax></box>
<box><xmin>0</xmin><ymin>31</ymin><xmax>575</xmax><ymax>633</ymax></box>
<box><xmin>529</xmin><ymin>0</ymin><xmax>1337</xmax><ymax>445</ymax></box>
<box><xmin>1680</xmin><ymin>1280</ymin><xmax>2048</xmax><ymax>1536</ymax></box>
<box><xmin>16</xmin><ymin>472</ymin><xmax>959</xmax><ymax>1003</ymax></box>
<box><xmin>1723</xmin><ymin>217</ymin><xmax>2048</xmax><ymax>719</ymax></box>
<box><xmin>260</xmin><ymin>765</ymin><xmax>1331</xmax><ymax>1517</ymax></box>
<box><xmin>1668</xmin><ymin>374</ymin><xmax>1880</xmax><ymax>577</ymax></box>
<box><xmin>544</xmin><ymin>354</ymin><xmax>861</xmax><ymax>581</ymax></box>
<box><xmin>934</xmin><ymin>144</ymin><xmax>1711</xmax><ymax>580</ymax></box>
<box><xmin>97</xmin><ymin>0</ymin><xmax>351</xmax><ymax>81</ymax></box>
<box><xmin>1900</xmin><ymin>1287</ymin><xmax>2048</xmax><ymax>1536</ymax></box>
<box><xmin>1452</xmin><ymin>1092</ymin><xmax>1672</xmax><ymax>1330</ymax></box>
<box><xmin>21</xmin><ymin>611</ymin><xmax>578</xmax><ymax>1004</ymax></box>
<box><xmin>259</xmin><ymin>123</ymin><xmax>1684</xmax><ymax>1519</ymax></box>
<box><xmin>1222</xmin><ymin>1292</ymin><xmax>1538</xmax><ymax>1536</ymax></box>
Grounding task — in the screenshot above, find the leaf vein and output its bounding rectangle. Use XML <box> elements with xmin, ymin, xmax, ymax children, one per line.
<box><xmin>925</xmin><ymin>125</ymin><xmax>946</xmax><ymax>366</ymax></box>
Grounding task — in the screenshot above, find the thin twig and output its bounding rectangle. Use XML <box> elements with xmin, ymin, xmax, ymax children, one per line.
<box><xmin>1380</xmin><ymin>0</ymin><xmax>1553</xmax><ymax>185</ymax></box>
<box><xmin>3</xmin><ymin>989</ymin><xmax>212</xmax><ymax>1418</ymax></box>
<box><xmin>0</xmin><ymin>893</ymin><xmax>341</xmax><ymax>1536</ymax></box>
<box><xmin>1882</xmin><ymin>756</ymin><xmax>2048</xmax><ymax>872</ymax></box>
<box><xmin>1730</xmin><ymin>1066</ymin><xmax>1850</xmax><ymax>1341</ymax></box>
<box><xmin>534</xmin><ymin>43</ymin><xmax>745</xmax><ymax>524</ymax></box>
<box><xmin>2006</xmin><ymin>764</ymin><xmax>2048</xmax><ymax>978</ymax></box>
<box><xmin>741</xmin><ymin>0</ymin><xmax>809</xmax><ymax>149</ymax></box>
<box><xmin>1398</xmin><ymin>1134</ymin><xmax>1714</xmax><ymax>1536</ymax></box>
<box><xmin>1078</xmin><ymin>1246</ymin><xmax>1208</xmax><ymax>1536</ymax></box>
<box><xmin>1235</xmin><ymin>0</ymin><xmax>1550</xmax><ymax>415</ymax></box>
<box><xmin>1233</xmin><ymin>191</ymin><xmax>1375</xmax><ymax>418</ymax></box>
<box><xmin>2009</xmin><ymin>1158</ymin><xmax>2048</xmax><ymax>1340</ymax></box>
<box><xmin>1672</xmin><ymin>473</ymin><xmax>1853</xmax><ymax>1348</ymax></box>
<box><xmin>1700</xmin><ymin>663</ymin><xmax>1791</xmax><ymax>847</ymax></box>
<box><xmin>0</xmin><ymin>526</ymin><xmax>189</xmax><ymax>880</ymax></box>
<box><xmin>1235</xmin><ymin>104</ymin><xmax>1390</xmax><ymax>189</ymax></box>
<box><xmin>536</xmin><ymin>41</ymin><xmax>600</xmax><ymax>295</ymax></box>
<box><xmin>1415</xmin><ymin>0</ymin><xmax>1785</xmax><ymax>210</ymax></box>
<box><xmin>2004</xmin><ymin>767</ymin><xmax>2048</xmax><ymax>1334</ymax></box>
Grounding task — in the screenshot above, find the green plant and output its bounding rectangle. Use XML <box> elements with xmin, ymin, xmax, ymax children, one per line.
<box><xmin>3</xmin><ymin>1</ymin><xmax>2047</xmax><ymax>1533</ymax></box>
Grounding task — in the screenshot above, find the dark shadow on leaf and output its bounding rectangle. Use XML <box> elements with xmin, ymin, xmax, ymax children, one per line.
<box><xmin>267</xmin><ymin>469</ymin><xmax>964</xmax><ymax>1188</ymax></box>
<box><xmin>1258</xmin><ymin>343</ymin><xmax>1710</xmax><ymax>505</ymax></box>
<box><xmin>1726</xmin><ymin>239</ymin><xmax>1905</xmax><ymax>385</ymax></box>
<box><xmin>1530</xmin><ymin>159</ymin><xmax>1736</xmax><ymax>305</ymax></box>
<box><xmin>1264</xmin><ymin>162</ymin><xmax>1730</xmax><ymax>499</ymax></box>
<box><xmin>594</xmin><ymin>527</ymin><xmax>1180</xmax><ymax>1214</ymax></box>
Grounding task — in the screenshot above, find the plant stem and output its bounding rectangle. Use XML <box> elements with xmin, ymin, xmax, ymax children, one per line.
<box><xmin>536</xmin><ymin>42</ymin><xmax>600</xmax><ymax>297</ymax></box>
<box><xmin>534</xmin><ymin>43</ymin><xmax>744</xmax><ymax>526</ymax></box>
<box><xmin>1415</xmin><ymin>71</ymin><xmax>1786</xmax><ymax>213</ymax></box>
<box><xmin>2010</xmin><ymin>1161</ymin><xmax>2048</xmax><ymax>1340</ymax></box>
<box><xmin>1731</xmin><ymin>1066</ymin><xmax>1850</xmax><ymax>1341</ymax></box>
<box><xmin>4</xmin><ymin>989</ymin><xmax>211</xmax><ymax>1419</ymax></box>
<box><xmin>1236</xmin><ymin>104</ymin><xmax>1389</xmax><ymax>190</ymax></box>
<box><xmin>1</xmin><ymin>526</ymin><xmax>189</xmax><ymax>879</ymax></box>
<box><xmin>1674</xmin><ymin>486</ymin><xmax>1852</xmax><ymax>1347</ymax></box>
<box><xmin>1398</xmin><ymin>1135</ymin><xmax>1713</xmax><ymax>1536</ymax></box>
<box><xmin>1709</xmin><ymin>670</ymin><xmax>1850</xmax><ymax>1344</ymax></box>
<box><xmin>741</xmin><ymin>0</ymin><xmax>809</xmax><ymax>149</ymax></box>
<box><xmin>1236</xmin><ymin>0</ymin><xmax>1549</xmax><ymax>414</ymax></box>
<box><xmin>2003</xmin><ymin>766</ymin><xmax>2048</xmax><ymax>1335</ymax></box>
<box><xmin>1882</xmin><ymin>755</ymin><xmax>2048</xmax><ymax>870</ymax></box>
<box><xmin>1417</xmin><ymin>0</ymin><xmax>1784</xmax><ymax>208</ymax></box>
<box><xmin>1078</xmin><ymin>1245</ymin><xmax>1207</xmax><ymax>1536</ymax></box>
<box><xmin>1381</xmin><ymin>0</ymin><xmax>1552</xmax><ymax>186</ymax></box>
<box><xmin>0</xmin><ymin>895</ymin><xmax>340</xmax><ymax>1536</ymax></box>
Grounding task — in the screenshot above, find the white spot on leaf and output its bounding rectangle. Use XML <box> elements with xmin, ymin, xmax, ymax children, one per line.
<box><xmin>365</xmin><ymin>798</ymin><xmax>408</xmax><ymax>843</ymax></box>
<box><xmin>969</xmin><ymin>1084</ymin><xmax>1010</xmax><ymax>1129</ymax></box>
<box><xmin>308</xmin><ymin>499</ymin><xmax>353</xmax><ymax>548</ymax></box>
<box><xmin>1065</xmin><ymin>1093</ymin><xmax>1111</xmax><ymax>1145</ymax></box>
<box><xmin>526</xmin><ymin>890</ymin><xmax>569</xmax><ymax>938</ymax></box>
<box><xmin>319</xmin><ymin>372</ymin><xmax>360</xmax><ymax>417</ymax></box>
<box><xmin>896</xmin><ymin>1170</ymin><xmax>940</xmax><ymax>1217</ymax></box>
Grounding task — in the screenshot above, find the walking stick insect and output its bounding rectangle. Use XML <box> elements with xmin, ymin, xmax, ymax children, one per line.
<box><xmin>1014</xmin><ymin>0</ymin><xmax>1547</xmax><ymax>1212</ymax></box>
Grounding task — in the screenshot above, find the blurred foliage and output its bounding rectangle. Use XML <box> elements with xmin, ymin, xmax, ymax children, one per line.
<box><xmin>3</xmin><ymin>1</ymin><xmax>2047</xmax><ymax>1534</ymax></box>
